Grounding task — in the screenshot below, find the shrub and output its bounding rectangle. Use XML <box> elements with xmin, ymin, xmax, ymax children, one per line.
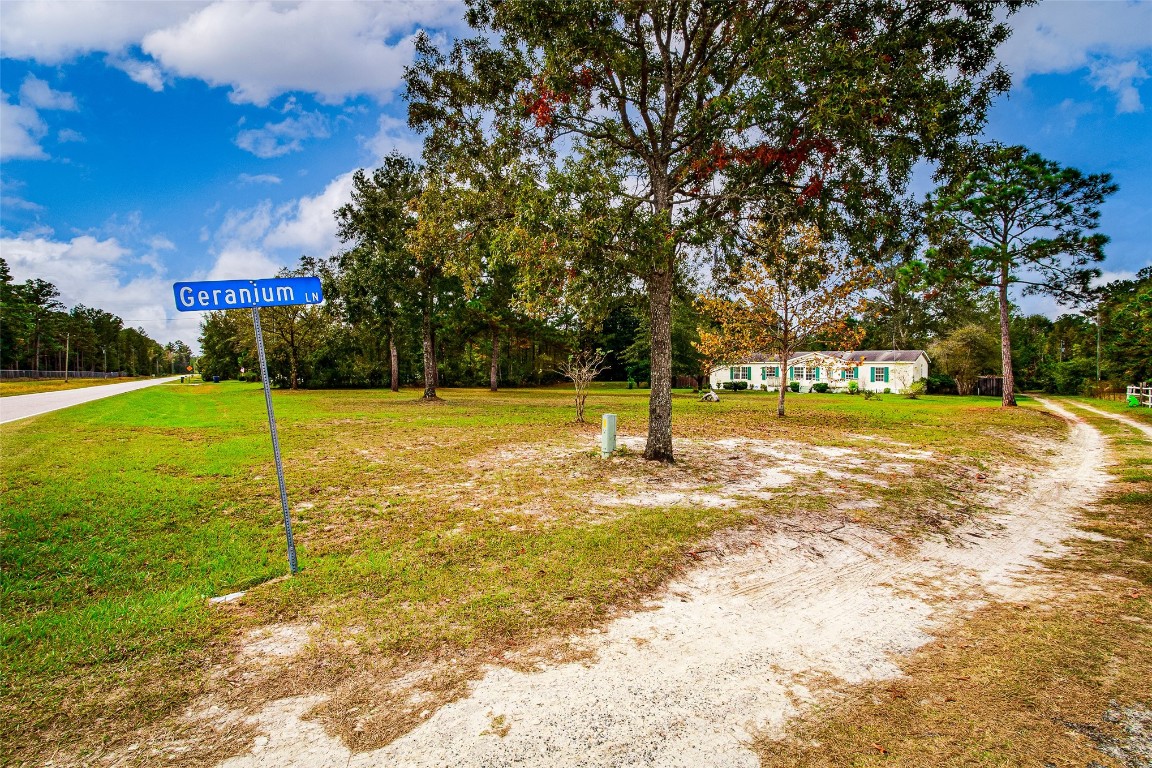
<box><xmin>1051</xmin><ymin>357</ymin><xmax>1095</xmax><ymax>395</ymax></box>
<box><xmin>926</xmin><ymin>373</ymin><xmax>956</xmax><ymax>394</ymax></box>
<box><xmin>812</xmin><ymin>382</ymin><xmax>830</xmax><ymax>393</ymax></box>
<box><xmin>862</xmin><ymin>389</ymin><xmax>875</xmax><ymax>400</ymax></box>
<box><xmin>789</xmin><ymin>381</ymin><xmax>800</xmax><ymax>392</ymax></box>
<box><xmin>627</xmin><ymin>377</ymin><xmax>636</xmax><ymax>390</ymax></box>
<box><xmin>903</xmin><ymin>380</ymin><xmax>927</xmax><ymax>399</ymax></box>
<box><xmin>847</xmin><ymin>380</ymin><xmax>859</xmax><ymax>395</ymax></box>
<box><xmin>721</xmin><ymin>381</ymin><xmax>748</xmax><ymax>391</ymax></box>
<box><xmin>883</xmin><ymin>387</ymin><xmax>891</xmax><ymax>394</ymax></box>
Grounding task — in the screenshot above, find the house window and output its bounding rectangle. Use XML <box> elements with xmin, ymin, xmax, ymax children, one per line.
<box><xmin>731</xmin><ymin>366</ymin><xmax>752</xmax><ymax>380</ymax></box>
<box><xmin>870</xmin><ymin>367</ymin><xmax>889</xmax><ymax>383</ymax></box>
<box><xmin>793</xmin><ymin>366</ymin><xmax>819</xmax><ymax>381</ymax></box>
<box><xmin>843</xmin><ymin>367</ymin><xmax>858</xmax><ymax>380</ymax></box>
<box><xmin>763</xmin><ymin>365</ymin><xmax>779</xmax><ymax>378</ymax></box>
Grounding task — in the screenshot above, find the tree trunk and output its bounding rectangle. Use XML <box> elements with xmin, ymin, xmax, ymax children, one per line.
<box><xmin>421</xmin><ymin>297</ymin><xmax>438</xmax><ymax>400</ymax></box>
<box><xmin>776</xmin><ymin>345</ymin><xmax>790</xmax><ymax>417</ymax></box>
<box><xmin>289</xmin><ymin>352</ymin><xmax>298</xmax><ymax>390</ymax></box>
<box><xmin>489</xmin><ymin>325</ymin><xmax>500</xmax><ymax>392</ymax></box>
<box><xmin>389</xmin><ymin>330</ymin><xmax>399</xmax><ymax>392</ymax></box>
<box><xmin>997</xmin><ymin>264</ymin><xmax>1017</xmax><ymax>407</ymax></box>
<box><xmin>644</xmin><ymin>270</ymin><xmax>674</xmax><ymax>462</ymax></box>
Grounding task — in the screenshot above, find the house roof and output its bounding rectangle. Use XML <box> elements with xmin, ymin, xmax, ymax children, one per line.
<box><xmin>803</xmin><ymin>349</ymin><xmax>929</xmax><ymax>363</ymax></box>
<box><xmin>726</xmin><ymin>350</ymin><xmax>929</xmax><ymax>366</ymax></box>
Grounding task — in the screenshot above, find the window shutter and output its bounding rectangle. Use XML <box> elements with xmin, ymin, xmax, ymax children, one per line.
<box><xmin>788</xmin><ymin>366</ymin><xmax>794</xmax><ymax>379</ymax></box>
<box><xmin>870</xmin><ymin>367</ymin><xmax>876</xmax><ymax>382</ymax></box>
<box><xmin>730</xmin><ymin>367</ymin><xmax>735</xmax><ymax>379</ymax></box>
<box><xmin>744</xmin><ymin>367</ymin><xmax>751</xmax><ymax>379</ymax></box>
<box><xmin>814</xmin><ymin>367</ymin><xmax>820</xmax><ymax>380</ymax></box>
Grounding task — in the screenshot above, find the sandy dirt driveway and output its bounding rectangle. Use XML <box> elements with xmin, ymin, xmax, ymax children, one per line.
<box><xmin>205</xmin><ymin>399</ymin><xmax>1117</xmax><ymax>768</ymax></box>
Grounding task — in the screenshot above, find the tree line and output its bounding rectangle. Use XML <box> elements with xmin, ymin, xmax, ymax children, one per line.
<box><xmin>0</xmin><ymin>258</ymin><xmax>187</xmax><ymax>376</ymax></box>
<box><xmin>194</xmin><ymin>1</ymin><xmax>1150</xmax><ymax>456</ymax></box>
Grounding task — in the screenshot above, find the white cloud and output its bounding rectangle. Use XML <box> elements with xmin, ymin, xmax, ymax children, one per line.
<box><xmin>1089</xmin><ymin>59</ymin><xmax>1149</xmax><ymax>113</ymax></box>
<box><xmin>0</xmin><ymin>230</ymin><xmax>245</xmax><ymax>348</ymax></box>
<box><xmin>3</xmin><ymin>2</ymin><xmax>466</xmax><ymax>105</ymax></box>
<box><xmin>1094</xmin><ymin>268</ymin><xmax>1142</xmax><ymax>287</ymax></box>
<box><xmin>109</xmin><ymin>56</ymin><xmax>167</xmax><ymax>92</ymax></box>
<box><xmin>1</xmin><ymin>233</ymin><xmax>176</xmax><ymax>335</ymax></box>
<box><xmin>235</xmin><ymin>111</ymin><xmax>330</xmax><ymax>158</ymax></box>
<box><xmin>142</xmin><ymin>1</ymin><xmax>463</xmax><ymax>106</ymax></box>
<box><xmin>0</xmin><ymin>91</ymin><xmax>47</xmax><ymax>159</ymax></box>
<box><xmin>1000</xmin><ymin>1</ymin><xmax>1152</xmax><ymax>80</ymax></box>
<box><xmin>207</xmin><ymin>171</ymin><xmax>355</xmax><ymax>270</ymax></box>
<box><xmin>205</xmin><ymin>245</ymin><xmax>283</xmax><ymax>281</ymax></box>
<box><xmin>1053</xmin><ymin>98</ymin><xmax>1095</xmax><ymax>131</ymax></box>
<box><xmin>363</xmin><ymin>113</ymin><xmax>424</xmax><ymax>161</ymax></box>
<box><xmin>215</xmin><ymin>201</ymin><xmax>275</xmax><ymax>246</ymax></box>
<box><xmin>1000</xmin><ymin>1</ymin><xmax>1152</xmax><ymax>112</ymax></box>
<box><xmin>263</xmin><ymin>171</ymin><xmax>355</xmax><ymax>255</ymax></box>
<box><xmin>0</xmin><ymin>77</ymin><xmax>79</xmax><ymax>160</ymax></box>
<box><xmin>18</xmin><ymin>76</ymin><xmax>77</xmax><ymax>110</ymax></box>
<box><xmin>57</xmin><ymin>128</ymin><xmax>85</xmax><ymax>143</ymax></box>
<box><xmin>1</xmin><ymin>195</ymin><xmax>44</xmax><ymax>212</ymax></box>
<box><xmin>0</xmin><ymin>1</ymin><xmax>204</xmax><ymax>63</ymax></box>
<box><xmin>238</xmin><ymin>173</ymin><xmax>282</xmax><ymax>185</ymax></box>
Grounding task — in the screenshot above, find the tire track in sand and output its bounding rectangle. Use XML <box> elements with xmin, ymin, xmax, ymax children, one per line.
<box><xmin>215</xmin><ymin>401</ymin><xmax>1109</xmax><ymax>768</ymax></box>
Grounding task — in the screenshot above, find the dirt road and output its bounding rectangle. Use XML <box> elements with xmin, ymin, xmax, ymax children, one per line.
<box><xmin>211</xmin><ymin>400</ymin><xmax>1110</xmax><ymax>768</ymax></box>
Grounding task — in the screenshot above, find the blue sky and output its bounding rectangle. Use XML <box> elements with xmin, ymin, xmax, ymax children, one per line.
<box><xmin>1</xmin><ymin>1</ymin><xmax>1150</xmax><ymax>347</ymax></box>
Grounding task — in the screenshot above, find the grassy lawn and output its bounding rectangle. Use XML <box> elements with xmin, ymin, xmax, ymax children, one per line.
<box><xmin>0</xmin><ymin>376</ymin><xmax>160</xmax><ymax>397</ymax></box>
<box><xmin>1</xmin><ymin>384</ymin><xmax>1067</xmax><ymax>764</ymax></box>
<box><xmin>757</xmin><ymin>398</ymin><xmax>1152</xmax><ymax>767</ymax></box>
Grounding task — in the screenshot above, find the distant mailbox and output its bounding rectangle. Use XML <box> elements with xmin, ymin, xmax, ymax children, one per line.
<box><xmin>173</xmin><ymin>277</ymin><xmax>323</xmax><ymax>312</ymax></box>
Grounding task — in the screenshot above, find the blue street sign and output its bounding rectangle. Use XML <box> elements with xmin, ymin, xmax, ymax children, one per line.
<box><xmin>170</xmin><ymin>274</ymin><xmax>322</xmax><ymax>576</ymax></box>
<box><xmin>173</xmin><ymin>276</ymin><xmax>322</xmax><ymax>312</ymax></box>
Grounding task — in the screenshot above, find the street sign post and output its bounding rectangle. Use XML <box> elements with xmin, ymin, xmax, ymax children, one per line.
<box><xmin>174</xmin><ymin>277</ymin><xmax>324</xmax><ymax>575</ymax></box>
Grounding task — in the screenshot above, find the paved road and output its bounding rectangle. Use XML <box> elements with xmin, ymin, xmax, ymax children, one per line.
<box><xmin>0</xmin><ymin>377</ymin><xmax>182</xmax><ymax>424</ymax></box>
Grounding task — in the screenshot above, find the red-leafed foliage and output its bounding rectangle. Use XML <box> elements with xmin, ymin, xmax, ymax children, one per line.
<box><xmin>687</xmin><ymin>131</ymin><xmax>838</xmax><ymax>197</ymax></box>
<box><xmin>521</xmin><ymin>75</ymin><xmax>574</xmax><ymax>127</ymax></box>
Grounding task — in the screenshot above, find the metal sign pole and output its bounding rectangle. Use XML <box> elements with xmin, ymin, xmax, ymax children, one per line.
<box><xmin>252</xmin><ymin>307</ymin><xmax>298</xmax><ymax>575</ymax></box>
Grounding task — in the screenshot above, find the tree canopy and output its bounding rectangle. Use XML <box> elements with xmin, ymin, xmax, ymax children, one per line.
<box><xmin>926</xmin><ymin>144</ymin><xmax>1118</xmax><ymax>405</ymax></box>
<box><xmin>406</xmin><ymin>0</ymin><xmax>1024</xmax><ymax>460</ymax></box>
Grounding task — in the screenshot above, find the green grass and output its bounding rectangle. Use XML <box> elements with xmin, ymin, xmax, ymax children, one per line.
<box><xmin>0</xmin><ymin>383</ymin><xmax>1065</xmax><ymax>763</ymax></box>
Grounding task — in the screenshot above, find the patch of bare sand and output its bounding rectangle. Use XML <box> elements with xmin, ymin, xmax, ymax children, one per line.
<box><xmin>587</xmin><ymin>434</ymin><xmax>922</xmax><ymax>511</ymax></box>
<box><xmin>206</xmin><ymin>402</ymin><xmax>1108</xmax><ymax>768</ymax></box>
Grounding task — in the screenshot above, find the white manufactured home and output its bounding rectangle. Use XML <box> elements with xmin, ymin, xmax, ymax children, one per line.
<box><xmin>709</xmin><ymin>350</ymin><xmax>930</xmax><ymax>394</ymax></box>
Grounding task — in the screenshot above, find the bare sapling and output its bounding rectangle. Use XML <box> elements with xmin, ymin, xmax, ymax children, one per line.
<box><xmin>558</xmin><ymin>349</ymin><xmax>609</xmax><ymax>423</ymax></box>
